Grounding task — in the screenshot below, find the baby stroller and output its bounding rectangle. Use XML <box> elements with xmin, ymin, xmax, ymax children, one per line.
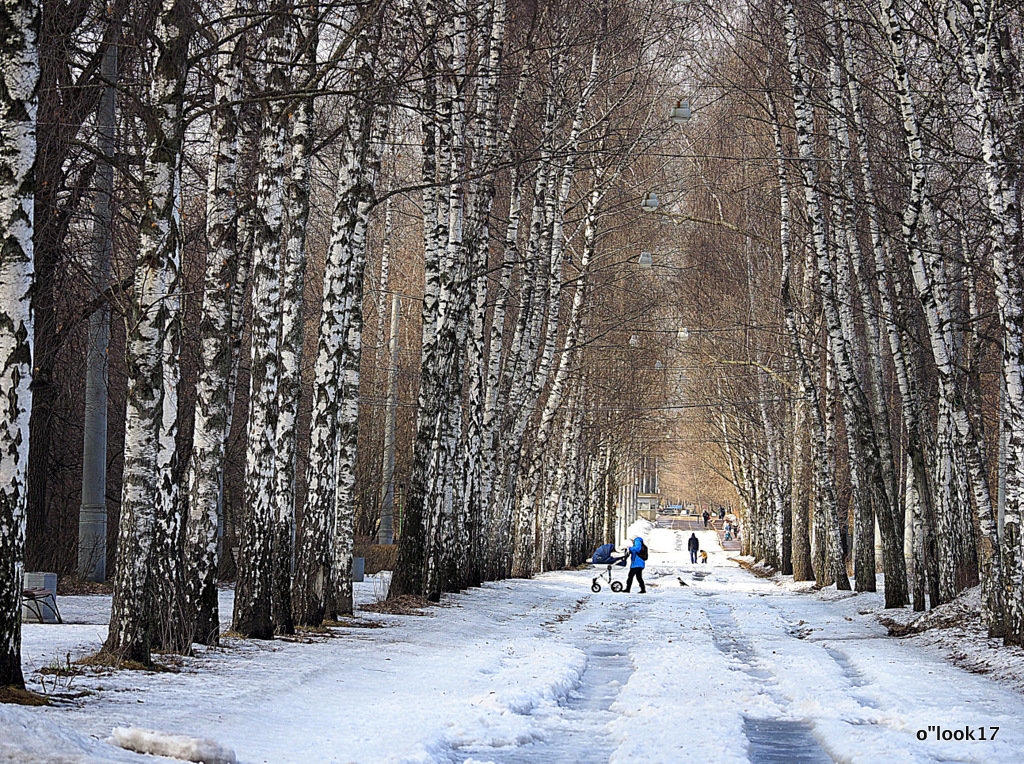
<box><xmin>590</xmin><ymin>543</ymin><xmax>627</xmax><ymax>592</ymax></box>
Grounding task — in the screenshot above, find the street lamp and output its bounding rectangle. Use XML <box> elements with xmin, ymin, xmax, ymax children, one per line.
<box><xmin>638</xmin><ymin>250</ymin><xmax>653</xmax><ymax>268</ymax></box>
<box><xmin>670</xmin><ymin>99</ymin><xmax>692</xmax><ymax>125</ymax></box>
<box><xmin>641</xmin><ymin>191</ymin><xmax>659</xmax><ymax>212</ymax></box>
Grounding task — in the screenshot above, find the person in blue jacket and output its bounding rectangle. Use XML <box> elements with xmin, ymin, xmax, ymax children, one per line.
<box><xmin>624</xmin><ymin>537</ymin><xmax>647</xmax><ymax>593</ymax></box>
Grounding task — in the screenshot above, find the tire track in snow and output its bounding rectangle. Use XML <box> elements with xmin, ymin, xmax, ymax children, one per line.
<box><xmin>696</xmin><ymin>592</ymin><xmax>833</xmax><ymax>763</ymax></box>
<box><xmin>453</xmin><ymin>594</ymin><xmax>634</xmax><ymax>763</ymax></box>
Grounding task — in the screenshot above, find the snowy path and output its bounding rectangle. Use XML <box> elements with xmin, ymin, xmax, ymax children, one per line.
<box><xmin>4</xmin><ymin>522</ymin><xmax>1024</xmax><ymax>763</ymax></box>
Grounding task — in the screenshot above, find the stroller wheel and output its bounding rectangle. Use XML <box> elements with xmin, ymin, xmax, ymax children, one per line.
<box><xmin>611</xmin><ymin>581</ymin><xmax>624</xmax><ymax>593</ymax></box>
<box><xmin>591</xmin><ymin>581</ymin><xmax>601</xmax><ymax>593</ymax></box>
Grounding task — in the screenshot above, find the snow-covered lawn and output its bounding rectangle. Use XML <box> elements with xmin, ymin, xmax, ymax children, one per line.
<box><xmin>3</xmin><ymin>523</ymin><xmax>1024</xmax><ymax>763</ymax></box>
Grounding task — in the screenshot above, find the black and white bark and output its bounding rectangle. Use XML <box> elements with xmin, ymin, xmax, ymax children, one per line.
<box><xmin>232</xmin><ymin>3</ymin><xmax>293</xmax><ymax>639</ymax></box>
<box><xmin>878</xmin><ymin>0</ymin><xmax>1001</xmax><ymax>621</ymax></box>
<box><xmin>104</xmin><ymin>0</ymin><xmax>188</xmax><ymax>663</ymax></box>
<box><xmin>292</xmin><ymin>18</ymin><xmax>381</xmax><ymax>623</ymax></box>
<box><xmin>783</xmin><ymin>1</ymin><xmax>903</xmax><ymax>600</ymax></box>
<box><xmin>0</xmin><ymin>0</ymin><xmax>39</xmax><ymax>687</ymax></box>
<box><xmin>767</xmin><ymin>86</ymin><xmax>849</xmax><ymax>590</ymax></box>
<box><xmin>511</xmin><ymin>40</ymin><xmax>599</xmax><ymax>578</ymax></box>
<box><xmin>184</xmin><ymin>0</ymin><xmax>246</xmax><ymax>646</ymax></box>
<box><xmin>271</xmin><ymin>10</ymin><xmax>317</xmax><ymax>636</ymax></box>
<box><xmin>460</xmin><ymin>0</ymin><xmax>507</xmax><ymax>587</ymax></box>
<box><xmin>535</xmin><ymin>179</ymin><xmax>601</xmax><ymax>571</ymax></box>
<box><xmin>837</xmin><ymin>15</ymin><xmax>939</xmax><ymax>608</ymax></box>
<box><xmin>944</xmin><ymin>0</ymin><xmax>1024</xmax><ymax>643</ymax></box>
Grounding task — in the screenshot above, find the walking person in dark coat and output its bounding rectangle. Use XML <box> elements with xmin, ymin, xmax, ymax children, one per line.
<box><xmin>702</xmin><ymin>509</ymin><xmax>710</xmax><ymax>528</ymax></box>
<box><xmin>688</xmin><ymin>532</ymin><xmax>699</xmax><ymax>564</ymax></box>
<box><xmin>624</xmin><ymin>537</ymin><xmax>647</xmax><ymax>593</ymax></box>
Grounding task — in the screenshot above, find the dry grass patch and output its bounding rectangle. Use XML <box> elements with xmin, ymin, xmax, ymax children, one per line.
<box><xmin>279</xmin><ymin>631</ymin><xmax>332</xmax><ymax>643</ymax></box>
<box><xmin>323</xmin><ymin>617</ymin><xmax>385</xmax><ymax>629</ymax></box>
<box><xmin>78</xmin><ymin>652</ymin><xmax>177</xmax><ymax>673</ymax></box>
<box><xmin>354</xmin><ymin>536</ymin><xmax>398</xmax><ymax>575</ymax></box>
<box><xmin>57</xmin><ymin>577</ymin><xmax>114</xmax><ymax>596</ymax></box>
<box><xmin>38</xmin><ymin>652</ymin><xmax>81</xmax><ymax>679</ymax></box>
<box><xmin>0</xmin><ymin>686</ymin><xmax>49</xmax><ymax>706</ymax></box>
<box><xmin>730</xmin><ymin>557</ymin><xmax>777</xmax><ymax>578</ymax></box>
<box><xmin>361</xmin><ymin>595</ymin><xmax>435</xmax><ymax>615</ymax></box>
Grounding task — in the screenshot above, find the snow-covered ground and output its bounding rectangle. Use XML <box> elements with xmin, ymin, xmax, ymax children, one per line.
<box><xmin>3</xmin><ymin>520</ymin><xmax>1024</xmax><ymax>763</ymax></box>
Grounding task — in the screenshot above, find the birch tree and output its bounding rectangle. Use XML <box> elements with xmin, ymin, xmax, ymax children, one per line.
<box><xmin>293</xmin><ymin>8</ymin><xmax>384</xmax><ymax>625</ymax></box>
<box><xmin>943</xmin><ymin>0</ymin><xmax>1024</xmax><ymax>644</ymax></box>
<box><xmin>767</xmin><ymin>88</ymin><xmax>849</xmax><ymax>590</ymax></box>
<box><xmin>271</xmin><ymin>8</ymin><xmax>317</xmax><ymax>637</ymax></box>
<box><xmin>0</xmin><ymin>0</ymin><xmax>39</xmax><ymax>688</ymax></box>
<box><xmin>232</xmin><ymin>2</ymin><xmax>293</xmax><ymax>639</ymax></box>
<box><xmin>183</xmin><ymin>0</ymin><xmax>248</xmax><ymax>647</ymax></box>
<box><xmin>878</xmin><ymin>0</ymin><xmax>1001</xmax><ymax>623</ymax></box>
<box><xmin>103</xmin><ymin>0</ymin><xmax>189</xmax><ymax>664</ymax></box>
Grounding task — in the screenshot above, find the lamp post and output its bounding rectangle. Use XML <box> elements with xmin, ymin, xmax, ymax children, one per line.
<box><xmin>79</xmin><ymin>31</ymin><xmax>117</xmax><ymax>582</ymax></box>
<box><xmin>377</xmin><ymin>293</ymin><xmax>401</xmax><ymax>544</ymax></box>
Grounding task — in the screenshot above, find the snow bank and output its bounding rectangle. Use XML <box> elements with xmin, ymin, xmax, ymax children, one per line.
<box><xmin>110</xmin><ymin>727</ymin><xmax>236</xmax><ymax>764</ymax></box>
<box><xmin>624</xmin><ymin>517</ymin><xmax>681</xmax><ymax>555</ymax></box>
<box><xmin>0</xmin><ymin>704</ymin><xmax>136</xmax><ymax>763</ymax></box>
<box><xmin>623</xmin><ymin>518</ymin><xmax>655</xmax><ymax>547</ymax></box>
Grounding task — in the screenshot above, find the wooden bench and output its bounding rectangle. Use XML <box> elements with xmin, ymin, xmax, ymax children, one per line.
<box><xmin>22</xmin><ymin>587</ymin><xmax>62</xmax><ymax>624</ymax></box>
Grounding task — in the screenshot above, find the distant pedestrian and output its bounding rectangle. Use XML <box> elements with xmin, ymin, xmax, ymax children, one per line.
<box><xmin>688</xmin><ymin>532</ymin><xmax>699</xmax><ymax>564</ymax></box>
<box><xmin>700</xmin><ymin>550</ymin><xmax>708</xmax><ymax>564</ymax></box>
<box><xmin>719</xmin><ymin>507</ymin><xmax>725</xmax><ymax>520</ymax></box>
<box><xmin>702</xmin><ymin>509</ymin><xmax>710</xmax><ymax>528</ymax></box>
<box><xmin>625</xmin><ymin>537</ymin><xmax>647</xmax><ymax>593</ymax></box>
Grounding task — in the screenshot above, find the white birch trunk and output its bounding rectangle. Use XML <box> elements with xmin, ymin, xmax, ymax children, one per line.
<box><xmin>150</xmin><ymin>193</ymin><xmax>184</xmax><ymax>651</ymax></box>
<box><xmin>827</xmin><ymin>7</ymin><xmax>909</xmax><ymax>600</ymax></box>
<box><xmin>878</xmin><ymin>0</ymin><xmax>1002</xmax><ymax>623</ymax></box>
<box><xmin>183</xmin><ymin>0</ymin><xmax>247</xmax><ymax>647</ymax></box>
<box><xmin>0</xmin><ymin>0</ymin><xmax>38</xmax><ymax>686</ymax></box>
<box><xmin>946</xmin><ymin>0</ymin><xmax>1024</xmax><ymax>643</ymax></box>
<box><xmin>424</xmin><ymin>1</ymin><xmax>471</xmax><ymax>598</ymax></box>
<box><xmin>104</xmin><ymin>0</ymin><xmax>188</xmax><ymax>663</ymax></box>
<box><xmin>271</xmin><ymin>11</ymin><xmax>316</xmax><ymax>636</ymax></box>
<box><xmin>293</xmin><ymin>21</ymin><xmax>381</xmax><ymax>624</ymax></box>
<box><xmin>511</xmin><ymin>44</ymin><xmax>599</xmax><ymax>578</ymax></box>
<box><xmin>839</xmin><ymin>16</ymin><xmax>939</xmax><ymax>608</ymax></box>
<box><xmin>460</xmin><ymin>0</ymin><xmax>507</xmax><ymax>587</ymax></box>
<box><xmin>767</xmin><ymin>87</ymin><xmax>849</xmax><ymax>590</ymax></box>
<box><xmin>232</xmin><ymin>7</ymin><xmax>292</xmax><ymax>639</ymax></box>
<box><xmin>781</xmin><ymin>0</ymin><xmax>900</xmax><ymax>602</ymax></box>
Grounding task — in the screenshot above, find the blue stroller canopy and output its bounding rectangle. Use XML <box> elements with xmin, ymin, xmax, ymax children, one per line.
<box><xmin>591</xmin><ymin>543</ymin><xmax>627</xmax><ymax>566</ymax></box>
